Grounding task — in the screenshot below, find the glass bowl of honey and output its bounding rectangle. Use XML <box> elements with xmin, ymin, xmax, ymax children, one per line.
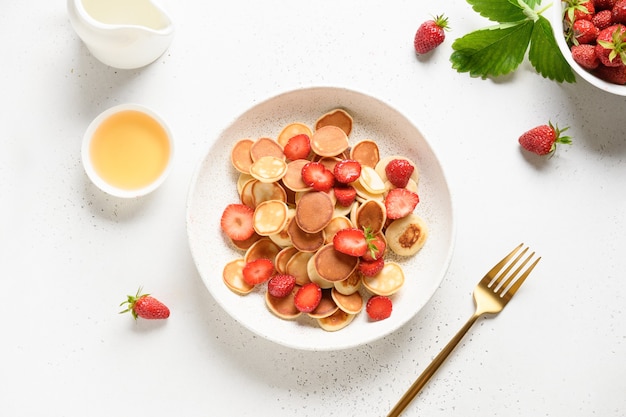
<box><xmin>82</xmin><ymin>103</ymin><xmax>174</xmax><ymax>198</ymax></box>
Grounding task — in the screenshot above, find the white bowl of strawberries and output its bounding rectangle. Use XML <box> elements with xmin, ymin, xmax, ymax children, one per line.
<box><xmin>552</xmin><ymin>0</ymin><xmax>626</xmax><ymax>94</ymax></box>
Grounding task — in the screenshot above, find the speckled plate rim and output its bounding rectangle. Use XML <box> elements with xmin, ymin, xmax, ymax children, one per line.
<box><xmin>186</xmin><ymin>86</ymin><xmax>455</xmax><ymax>351</ymax></box>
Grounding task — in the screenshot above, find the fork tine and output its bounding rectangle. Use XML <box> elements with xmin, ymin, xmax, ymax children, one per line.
<box><xmin>491</xmin><ymin>246</ymin><xmax>529</xmax><ymax>291</ymax></box>
<box><xmin>481</xmin><ymin>243</ymin><xmax>523</xmax><ymax>287</ymax></box>
<box><xmin>503</xmin><ymin>254</ymin><xmax>540</xmax><ymax>297</ymax></box>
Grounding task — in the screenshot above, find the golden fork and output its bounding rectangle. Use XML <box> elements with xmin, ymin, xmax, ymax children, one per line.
<box><xmin>387</xmin><ymin>243</ymin><xmax>540</xmax><ymax>417</ymax></box>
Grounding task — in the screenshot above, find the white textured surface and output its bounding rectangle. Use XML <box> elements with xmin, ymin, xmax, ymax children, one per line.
<box><xmin>1</xmin><ymin>1</ymin><xmax>625</xmax><ymax>416</ymax></box>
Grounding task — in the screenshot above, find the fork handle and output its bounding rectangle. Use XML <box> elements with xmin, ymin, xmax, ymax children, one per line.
<box><xmin>387</xmin><ymin>313</ymin><xmax>481</xmax><ymax>417</ymax></box>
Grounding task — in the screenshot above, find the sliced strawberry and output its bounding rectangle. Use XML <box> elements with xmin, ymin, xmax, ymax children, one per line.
<box><xmin>384</xmin><ymin>188</ymin><xmax>419</xmax><ymax>220</ymax></box>
<box><xmin>385</xmin><ymin>159</ymin><xmax>414</xmax><ymax>188</ymax></box>
<box><xmin>361</xmin><ymin>231</ymin><xmax>386</xmax><ymax>262</ymax></box>
<box><xmin>294</xmin><ymin>282</ymin><xmax>322</xmax><ymax>313</ymax></box>
<box><xmin>242</xmin><ymin>258</ymin><xmax>274</xmax><ymax>286</ymax></box>
<box><xmin>220</xmin><ymin>203</ymin><xmax>255</xmax><ymax>240</ymax></box>
<box><xmin>333</xmin><ymin>159</ymin><xmax>362</xmax><ymax>184</ymax></box>
<box><xmin>333</xmin><ymin>228</ymin><xmax>368</xmax><ymax>257</ymax></box>
<box><xmin>334</xmin><ymin>185</ymin><xmax>357</xmax><ymax>207</ymax></box>
<box><xmin>301</xmin><ymin>161</ymin><xmax>335</xmax><ymax>192</ymax></box>
<box><xmin>358</xmin><ymin>257</ymin><xmax>384</xmax><ymax>277</ymax></box>
<box><xmin>366</xmin><ymin>295</ymin><xmax>392</xmax><ymax>321</ymax></box>
<box><xmin>267</xmin><ymin>274</ymin><xmax>296</xmax><ymax>298</ymax></box>
<box><xmin>283</xmin><ymin>134</ymin><xmax>311</xmax><ymax>161</ymax></box>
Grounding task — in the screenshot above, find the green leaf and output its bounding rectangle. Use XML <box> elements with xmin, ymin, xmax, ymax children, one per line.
<box><xmin>467</xmin><ymin>0</ymin><xmax>527</xmax><ymax>22</ymax></box>
<box><xmin>528</xmin><ymin>16</ymin><xmax>576</xmax><ymax>83</ymax></box>
<box><xmin>450</xmin><ymin>21</ymin><xmax>534</xmax><ymax>78</ymax></box>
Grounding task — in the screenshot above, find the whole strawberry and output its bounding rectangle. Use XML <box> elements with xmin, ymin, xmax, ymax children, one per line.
<box><xmin>595</xmin><ymin>24</ymin><xmax>626</xmax><ymax>67</ymax></box>
<box><xmin>120</xmin><ymin>287</ymin><xmax>170</xmax><ymax>320</ymax></box>
<box><xmin>414</xmin><ymin>15</ymin><xmax>449</xmax><ymax>54</ymax></box>
<box><xmin>518</xmin><ymin>122</ymin><xmax>572</xmax><ymax>156</ymax></box>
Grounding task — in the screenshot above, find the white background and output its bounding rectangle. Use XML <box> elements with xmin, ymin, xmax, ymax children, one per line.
<box><xmin>1</xmin><ymin>1</ymin><xmax>625</xmax><ymax>416</ymax></box>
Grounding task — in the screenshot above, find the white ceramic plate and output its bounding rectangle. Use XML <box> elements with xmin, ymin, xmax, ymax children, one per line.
<box><xmin>186</xmin><ymin>87</ymin><xmax>455</xmax><ymax>351</ymax></box>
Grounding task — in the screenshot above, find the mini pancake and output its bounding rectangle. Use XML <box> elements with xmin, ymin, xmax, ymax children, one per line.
<box><xmin>317</xmin><ymin>156</ymin><xmax>341</xmax><ymax>173</ymax></box>
<box><xmin>239</xmin><ymin>179</ymin><xmax>256</xmax><ymax>207</ymax></box>
<box><xmin>315</xmin><ymin>108</ymin><xmax>353</xmax><ymax>136</ymax></box>
<box><xmin>331</xmin><ymin>288</ymin><xmax>363</xmax><ymax>314</ymax></box>
<box><xmin>285</xmin><ymin>250</ymin><xmax>313</xmax><ymax>286</ymax></box>
<box><xmin>249</xmin><ymin>155</ymin><xmax>288</xmax><ymax>183</ymax></box>
<box><xmin>223</xmin><ymin>258</ymin><xmax>254</xmax><ymax>295</ymax></box>
<box><xmin>295</xmin><ymin>191</ymin><xmax>334</xmax><ymax>233</ymax></box>
<box><xmin>317</xmin><ymin>309</ymin><xmax>355</xmax><ymax>332</ymax></box>
<box><xmin>282</xmin><ymin>159</ymin><xmax>312</xmax><ymax>192</ymax></box>
<box><xmin>310</xmin><ymin>125</ymin><xmax>349</xmax><ymax>157</ymax></box>
<box><xmin>350</xmin><ymin>140</ymin><xmax>380</xmax><ymax>168</ymax></box>
<box><xmin>287</xmin><ymin>219</ymin><xmax>325</xmax><ymax>252</ymax></box>
<box><xmin>333</xmin><ymin>270</ymin><xmax>361</xmax><ymax>295</ymax></box>
<box><xmin>277</xmin><ymin>122</ymin><xmax>313</xmax><ymax>148</ymax></box>
<box><xmin>230</xmin><ymin>139</ymin><xmax>255</xmax><ymax>174</ymax></box>
<box><xmin>244</xmin><ymin>237</ymin><xmax>281</xmax><ymax>263</ymax></box>
<box><xmin>308</xmin><ymin>289</ymin><xmax>339</xmax><ymax>319</ymax></box>
<box><xmin>354</xmin><ymin>199</ymin><xmax>386</xmax><ymax>234</ymax></box>
<box><xmin>253</xmin><ymin>200</ymin><xmax>288</xmax><ymax>236</ymax></box>
<box><xmin>323</xmin><ymin>216</ymin><xmax>353</xmax><ymax>244</ymax></box>
<box><xmin>362</xmin><ymin>262</ymin><xmax>405</xmax><ymax>296</ymax></box>
<box><xmin>307</xmin><ymin>253</ymin><xmax>335</xmax><ymax>289</ymax></box>
<box><xmin>251</xmin><ymin>180</ymin><xmax>287</xmax><ymax>206</ymax></box>
<box><xmin>358</xmin><ymin>166</ymin><xmax>386</xmax><ymax>194</ymax></box>
<box><xmin>237</xmin><ymin>173</ymin><xmax>254</xmax><ymax>196</ymax></box>
<box><xmin>266</xmin><ymin>285</ymin><xmax>302</xmax><ymax>320</ymax></box>
<box><xmin>269</xmin><ymin>209</ymin><xmax>295</xmax><ymax>248</ymax></box>
<box><xmin>385</xmin><ymin>213</ymin><xmax>428</xmax><ymax>256</ymax></box>
<box><xmin>384</xmin><ymin>178</ymin><xmax>418</xmax><ymax>194</ymax></box>
<box><xmin>314</xmin><ymin>244</ymin><xmax>359</xmax><ymax>282</ymax></box>
<box><xmin>333</xmin><ymin>200</ymin><xmax>354</xmax><ymax>218</ymax></box>
<box><xmin>274</xmin><ymin>245</ymin><xmax>298</xmax><ymax>274</ymax></box>
<box><xmin>352</xmin><ymin>180</ymin><xmax>384</xmax><ymax>202</ymax></box>
<box><xmin>250</xmin><ymin>137</ymin><xmax>284</xmax><ymax>161</ymax></box>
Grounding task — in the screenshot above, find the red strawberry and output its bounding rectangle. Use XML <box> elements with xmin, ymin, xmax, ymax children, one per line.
<box><xmin>413</xmin><ymin>15</ymin><xmax>449</xmax><ymax>54</ymax></box>
<box><xmin>565</xmin><ymin>0</ymin><xmax>595</xmax><ymax>22</ymax></box>
<box><xmin>366</xmin><ymin>295</ymin><xmax>392</xmax><ymax>321</ymax></box>
<box><xmin>594</xmin><ymin>62</ymin><xmax>626</xmax><ymax>83</ymax></box>
<box><xmin>592</xmin><ymin>9</ymin><xmax>614</xmax><ymax>29</ymax></box>
<box><xmin>220</xmin><ymin>203</ymin><xmax>255</xmax><ymax>241</ymax></box>
<box><xmin>358</xmin><ymin>257</ymin><xmax>385</xmax><ymax>277</ymax></box>
<box><xmin>334</xmin><ymin>185</ymin><xmax>357</xmax><ymax>207</ymax></box>
<box><xmin>361</xmin><ymin>231</ymin><xmax>386</xmax><ymax>262</ymax></box>
<box><xmin>613</xmin><ymin>0</ymin><xmax>626</xmax><ymax>23</ymax></box>
<box><xmin>333</xmin><ymin>159</ymin><xmax>362</xmax><ymax>184</ymax></box>
<box><xmin>242</xmin><ymin>258</ymin><xmax>274</xmax><ymax>286</ymax></box>
<box><xmin>283</xmin><ymin>134</ymin><xmax>311</xmax><ymax>161</ymax></box>
<box><xmin>595</xmin><ymin>0</ymin><xmax>618</xmax><ymax>10</ymax></box>
<box><xmin>572</xmin><ymin>19</ymin><xmax>599</xmax><ymax>44</ymax></box>
<box><xmin>333</xmin><ymin>228</ymin><xmax>368</xmax><ymax>257</ymax></box>
<box><xmin>294</xmin><ymin>282</ymin><xmax>322</xmax><ymax>313</ymax></box>
<box><xmin>518</xmin><ymin>122</ymin><xmax>573</xmax><ymax>156</ymax></box>
<box><xmin>385</xmin><ymin>159</ymin><xmax>415</xmax><ymax>188</ymax></box>
<box><xmin>120</xmin><ymin>288</ymin><xmax>170</xmax><ymax>320</ymax></box>
<box><xmin>384</xmin><ymin>188</ymin><xmax>419</xmax><ymax>220</ymax></box>
<box><xmin>301</xmin><ymin>161</ymin><xmax>335</xmax><ymax>192</ymax></box>
<box><xmin>267</xmin><ymin>274</ymin><xmax>296</xmax><ymax>298</ymax></box>
<box><xmin>571</xmin><ymin>44</ymin><xmax>600</xmax><ymax>68</ymax></box>
<box><xmin>595</xmin><ymin>24</ymin><xmax>626</xmax><ymax>67</ymax></box>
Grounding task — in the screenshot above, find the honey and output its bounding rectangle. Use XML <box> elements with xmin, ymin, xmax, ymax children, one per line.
<box><xmin>89</xmin><ymin>110</ymin><xmax>170</xmax><ymax>190</ymax></box>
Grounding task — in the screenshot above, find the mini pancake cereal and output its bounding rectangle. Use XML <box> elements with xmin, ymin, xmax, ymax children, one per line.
<box><xmin>219</xmin><ymin>109</ymin><xmax>429</xmax><ymax>331</ymax></box>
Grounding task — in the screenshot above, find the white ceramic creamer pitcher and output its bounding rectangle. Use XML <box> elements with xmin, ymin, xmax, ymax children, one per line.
<box><xmin>68</xmin><ymin>0</ymin><xmax>174</xmax><ymax>69</ymax></box>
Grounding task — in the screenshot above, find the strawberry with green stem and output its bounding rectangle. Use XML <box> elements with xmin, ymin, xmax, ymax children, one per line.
<box><xmin>518</xmin><ymin>122</ymin><xmax>572</xmax><ymax>156</ymax></box>
<box><xmin>596</xmin><ymin>24</ymin><xmax>626</xmax><ymax>67</ymax></box>
<box><xmin>120</xmin><ymin>287</ymin><xmax>170</xmax><ymax>320</ymax></box>
<box><xmin>414</xmin><ymin>14</ymin><xmax>449</xmax><ymax>54</ymax></box>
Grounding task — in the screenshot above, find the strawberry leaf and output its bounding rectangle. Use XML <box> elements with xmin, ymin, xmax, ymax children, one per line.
<box><xmin>467</xmin><ymin>0</ymin><xmax>527</xmax><ymax>22</ymax></box>
<box><xmin>450</xmin><ymin>21</ymin><xmax>534</xmax><ymax>78</ymax></box>
<box><xmin>529</xmin><ymin>16</ymin><xmax>576</xmax><ymax>82</ymax></box>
